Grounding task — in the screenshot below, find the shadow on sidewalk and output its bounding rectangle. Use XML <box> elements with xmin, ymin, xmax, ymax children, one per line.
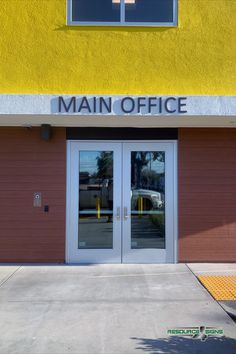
<box><xmin>132</xmin><ymin>335</ymin><xmax>236</xmax><ymax>354</ymax></box>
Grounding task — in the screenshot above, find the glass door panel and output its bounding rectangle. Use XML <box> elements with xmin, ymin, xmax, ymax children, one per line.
<box><xmin>79</xmin><ymin>151</ymin><xmax>114</xmax><ymax>249</ymax></box>
<box><xmin>122</xmin><ymin>142</ymin><xmax>175</xmax><ymax>263</ymax></box>
<box><xmin>130</xmin><ymin>151</ymin><xmax>165</xmax><ymax>249</ymax></box>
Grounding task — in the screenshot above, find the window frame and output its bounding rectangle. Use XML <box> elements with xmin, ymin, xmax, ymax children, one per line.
<box><xmin>67</xmin><ymin>0</ymin><xmax>178</xmax><ymax>27</ymax></box>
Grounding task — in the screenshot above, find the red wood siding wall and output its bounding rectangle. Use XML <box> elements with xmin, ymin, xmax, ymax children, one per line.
<box><xmin>178</xmin><ymin>128</ymin><xmax>236</xmax><ymax>262</ymax></box>
<box><xmin>0</xmin><ymin>127</ymin><xmax>66</xmax><ymax>262</ymax></box>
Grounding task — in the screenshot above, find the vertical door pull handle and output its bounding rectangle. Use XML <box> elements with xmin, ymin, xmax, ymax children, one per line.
<box><xmin>116</xmin><ymin>207</ymin><xmax>121</xmax><ymax>220</ymax></box>
<box><xmin>124</xmin><ymin>207</ymin><xmax>129</xmax><ymax>220</ymax></box>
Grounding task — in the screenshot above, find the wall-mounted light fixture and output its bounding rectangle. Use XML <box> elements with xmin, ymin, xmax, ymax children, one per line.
<box><xmin>40</xmin><ymin>124</ymin><xmax>52</xmax><ymax>141</ymax></box>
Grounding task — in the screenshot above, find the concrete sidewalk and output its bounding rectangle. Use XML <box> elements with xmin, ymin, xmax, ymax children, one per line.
<box><xmin>0</xmin><ymin>264</ymin><xmax>235</xmax><ymax>354</ymax></box>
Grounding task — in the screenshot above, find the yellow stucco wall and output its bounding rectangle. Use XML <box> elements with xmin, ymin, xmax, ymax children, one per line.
<box><xmin>0</xmin><ymin>0</ymin><xmax>235</xmax><ymax>95</ymax></box>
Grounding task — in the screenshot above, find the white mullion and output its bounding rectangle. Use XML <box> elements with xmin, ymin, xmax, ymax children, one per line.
<box><xmin>174</xmin><ymin>0</ymin><xmax>178</xmax><ymax>26</ymax></box>
<box><xmin>67</xmin><ymin>0</ymin><xmax>72</xmax><ymax>25</ymax></box>
<box><xmin>120</xmin><ymin>0</ymin><xmax>125</xmax><ymax>24</ymax></box>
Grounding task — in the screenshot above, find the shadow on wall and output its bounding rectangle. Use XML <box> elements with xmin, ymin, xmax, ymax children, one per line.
<box><xmin>54</xmin><ymin>24</ymin><xmax>176</xmax><ymax>33</ymax></box>
<box><xmin>131</xmin><ymin>336</ymin><xmax>236</xmax><ymax>354</ymax></box>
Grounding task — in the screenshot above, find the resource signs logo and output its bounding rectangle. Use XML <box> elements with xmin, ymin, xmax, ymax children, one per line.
<box><xmin>167</xmin><ymin>326</ymin><xmax>224</xmax><ymax>341</ymax></box>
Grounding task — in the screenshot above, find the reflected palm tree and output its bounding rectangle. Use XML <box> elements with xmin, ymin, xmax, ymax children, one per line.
<box><xmin>97</xmin><ymin>151</ymin><xmax>113</xmax><ymax>178</ymax></box>
<box><xmin>131</xmin><ymin>151</ymin><xmax>165</xmax><ymax>189</ymax></box>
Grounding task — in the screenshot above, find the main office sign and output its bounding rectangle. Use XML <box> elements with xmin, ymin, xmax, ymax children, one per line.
<box><xmin>57</xmin><ymin>96</ymin><xmax>188</xmax><ymax>115</ymax></box>
<box><xmin>0</xmin><ymin>95</ymin><xmax>235</xmax><ymax>117</ymax></box>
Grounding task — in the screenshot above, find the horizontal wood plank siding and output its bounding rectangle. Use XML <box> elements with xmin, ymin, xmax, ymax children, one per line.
<box><xmin>178</xmin><ymin>128</ymin><xmax>236</xmax><ymax>262</ymax></box>
<box><xmin>0</xmin><ymin>127</ymin><xmax>66</xmax><ymax>262</ymax></box>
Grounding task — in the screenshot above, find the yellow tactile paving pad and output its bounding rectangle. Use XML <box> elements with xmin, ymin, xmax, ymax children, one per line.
<box><xmin>198</xmin><ymin>276</ymin><xmax>236</xmax><ymax>301</ymax></box>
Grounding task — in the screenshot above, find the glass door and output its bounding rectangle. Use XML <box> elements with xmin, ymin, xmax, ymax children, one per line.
<box><xmin>67</xmin><ymin>141</ymin><xmax>176</xmax><ymax>263</ymax></box>
<box><xmin>122</xmin><ymin>142</ymin><xmax>176</xmax><ymax>263</ymax></box>
<box><xmin>67</xmin><ymin>142</ymin><xmax>122</xmax><ymax>263</ymax></box>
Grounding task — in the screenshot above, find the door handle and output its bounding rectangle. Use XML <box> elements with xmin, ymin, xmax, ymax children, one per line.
<box><xmin>124</xmin><ymin>207</ymin><xmax>129</xmax><ymax>220</ymax></box>
<box><xmin>116</xmin><ymin>207</ymin><xmax>121</xmax><ymax>220</ymax></box>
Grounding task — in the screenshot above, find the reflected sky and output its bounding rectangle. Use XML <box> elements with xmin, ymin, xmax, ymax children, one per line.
<box><xmin>80</xmin><ymin>151</ymin><xmax>100</xmax><ymax>174</ymax></box>
<box><xmin>135</xmin><ymin>152</ymin><xmax>165</xmax><ymax>174</ymax></box>
<box><xmin>80</xmin><ymin>151</ymin><xmax>164</xmax><ymax>175</ymax></box>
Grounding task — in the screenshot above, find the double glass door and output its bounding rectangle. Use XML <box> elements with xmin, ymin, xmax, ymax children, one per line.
<box><xmin>67</xmin><ymin>141</ymin><xmax>176</xmax><ymax>263</ymax></box>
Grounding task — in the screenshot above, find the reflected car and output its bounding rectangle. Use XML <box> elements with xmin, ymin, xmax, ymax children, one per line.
<box><xmin>131</xmin><ymin>189</ymin><xmax>164</xmax><ymax>210</ymax></box>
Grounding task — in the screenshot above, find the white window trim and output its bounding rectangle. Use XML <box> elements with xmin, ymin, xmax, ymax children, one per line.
<box><xmin>67</xmin><ymin>0</ymin><xmax>178</xmax><ymax>27</ymax></box>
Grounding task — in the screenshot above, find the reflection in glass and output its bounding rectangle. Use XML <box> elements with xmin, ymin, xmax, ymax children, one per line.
<box><xmin>125</xmin><ymin>0</ymin><xmax>174</xmax><ymax>23</ymax></box>
<box><xmin>72</xmin><ymin>0</ymin><xmax>120</xmax><ymax>22</ymax></box>
<box><xmin>131</xmin><ymin>151</ymin><xmax>165</xmax><ymax>249</ymax></box>
<box><xmin>79</xmin><ymin>151</ymin><xmax>113</xmax><ymax>249</ymax></box>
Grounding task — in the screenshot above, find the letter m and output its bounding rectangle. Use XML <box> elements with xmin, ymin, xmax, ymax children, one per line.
<box><xmin>59</xmin><ymin>96</ymin><xmax>76</xmax><ymax>113</ymax></box>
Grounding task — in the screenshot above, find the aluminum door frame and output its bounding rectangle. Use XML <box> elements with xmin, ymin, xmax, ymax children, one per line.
<box><xmin>66</xmin><ymin>141</ymin><xmax>122</xmax><ymax>263</ymax></box>
<box><xmin>122</xmin><ymin>142</ymin><xmax>177</xmax><ymax>263</ymax></box>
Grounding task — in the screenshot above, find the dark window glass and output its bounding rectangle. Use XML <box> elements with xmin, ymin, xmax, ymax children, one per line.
<box><xmin>72</xmin><ymin>0</ymin><xmax>120</xmax><ymax>22</ymax></box>
<box><xmin>125</xmin><ymin>0</ymin><xmax>174</xmax><ymax>23</ymax></box>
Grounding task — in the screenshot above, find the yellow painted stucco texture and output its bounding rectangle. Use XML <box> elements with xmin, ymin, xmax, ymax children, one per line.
<box><xmin>0</xmin><ymin>0</ymin><xmax>235</xmax><ymax>95</ymax></box>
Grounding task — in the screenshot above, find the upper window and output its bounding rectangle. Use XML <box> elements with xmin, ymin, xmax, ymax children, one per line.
<box><xmin>67</xmin><ymin>0</ymin><xmax>178</xmax><ymax>26</ymax></box>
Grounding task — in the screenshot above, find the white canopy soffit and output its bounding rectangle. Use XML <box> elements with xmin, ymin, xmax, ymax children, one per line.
<box><xmin>0</xmin><ymin>94</ymin><xmax>235</xmax><ymax>127</ymax></box>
